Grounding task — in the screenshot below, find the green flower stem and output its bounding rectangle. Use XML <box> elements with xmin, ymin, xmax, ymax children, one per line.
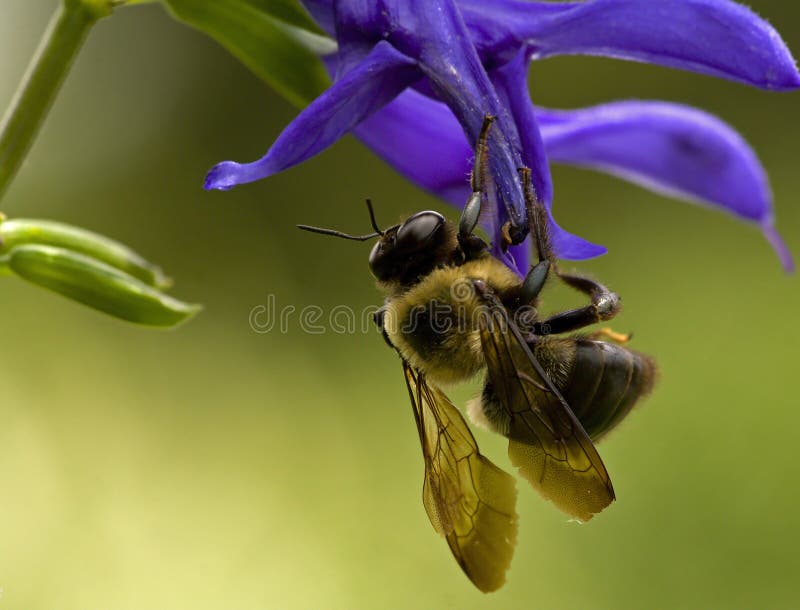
<box><xmin>0</xmin><ymin>0</ymin><xmax>115</xmax><ymax>202</ymax></box>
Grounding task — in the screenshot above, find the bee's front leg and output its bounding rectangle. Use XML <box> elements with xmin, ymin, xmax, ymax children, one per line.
<box><xmin>373</xmin><ymin>305</ymin><xmax>394</xmax><ymax>348</ymax></box>
<box><xmin>458</xmin><ymin>115</ymin><xmax>495</xmax><ymax>260</ymax></box>
<box><xmin>499</xmin><ymin>167</ymin><xmax>542</xmax><ymax>255</ymax></box>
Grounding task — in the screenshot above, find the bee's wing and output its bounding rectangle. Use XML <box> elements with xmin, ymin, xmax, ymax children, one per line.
<box><xmin>475</xmin><ymin>286</ymin><xmax>615</xmax><ymax>522</ymax></box>
<box><xmin>402</xmin><ymin>362</ymin><xmax>518</xmax><ymax>593</ymax></box>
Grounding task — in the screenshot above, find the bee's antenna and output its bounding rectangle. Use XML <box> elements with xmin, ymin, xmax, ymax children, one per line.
<box><xmin>365</xmin><ymin>199</ymin><xmax>384</xmax><ymax>236</ymax></box>
<box><xmin>296</xmin><ymin>224</ymin><xmax>381</xmax><ymax>241</ymax></box>
<box><xmin>297</xmin><ymin>199</ymin><xmax>387</xmax><ymax>242</ymax></box>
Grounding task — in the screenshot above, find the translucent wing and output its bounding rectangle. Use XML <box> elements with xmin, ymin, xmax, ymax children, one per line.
<box><xmin>475</xmin><ymin>283</ymin><xmax>615</xmax><ymax>522</ymax></box>
<box><xmin>403</xmin><ymin>362</ymin><xmax>518</xmax><ymax>593</ymax></box>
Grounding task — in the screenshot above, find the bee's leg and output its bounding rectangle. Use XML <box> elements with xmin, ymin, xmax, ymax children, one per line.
<box><xmin>517</xmin><ymin>168</ymin><xmax>621</xmax><ymax>333</ymax></box>
<box><xmin>458</xmin><ymin>115</ymin><xmax>494</xmax><ymax>239</ymax></box>
<box><xmin>587</xmin><ymin>327</ymin><xmax>633</xmax><ymax>344</ymax></box>
<box><xmin>518</xmin><ymin>167</ymin><xmax>555</xmax><ymax>265</ymax></box>
<box><xmin>373</xmin><ymin>306</ymin><xmax>394</xmax><ymax>348</ymax></box>
<box><xmin>458</xmin><ymin>116</ymin><xmax>497</xmax><ymax>261</ymax></box>
<box><xmin>515</xmin><ymin>259</ymin><xmax>551</xmax><ymax>305</ymax></box>
<box><xmin>501</xmin><ymin>168</ymin><xmax>554</xmax><ymax>306</ymax></box>
<box><xmin>533</xmin><ymin>273</ymin><xmax>621</xmax><ymax>336</ymax></box>
<box><xmin>501</xmin><ymin>163</ymin><xmax>549</xmax><ymax>253</ymax></box>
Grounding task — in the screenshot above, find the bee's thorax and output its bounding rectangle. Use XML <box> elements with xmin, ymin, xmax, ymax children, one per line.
<box><xmin>381</xmin><ymin>257</ymin><xmax>520</xmax><ymax>386</ymax></box>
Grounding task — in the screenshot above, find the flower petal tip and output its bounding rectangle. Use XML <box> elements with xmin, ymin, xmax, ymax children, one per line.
<box><xmin>765</xmin><ymin>32</ymin><xmax>800</xmax><ymax>91</ymax></box>
<box><xmin>765</xmin><ymin>56</ymin><xmax>800</xmax><ymax>91</ymax></box>
<box><xmin>762</xmin><ymin>222</ymin><xmax>795</xmax><ymax>274</ymax></box>
<box><xmin>204</xmin><ymin>161</ymin><xmax>245</xmax><ymax>191</ymax></box>
<box><xmin>778</xmin><ymin>67</ymin><xmax>800</xmax><ymax>91</ymax></box>
<box><xmin>755</xmin><ymin>28</ymin><xmax>800</xmax><ymax>90</ymax></box>
<box><xmin>553</xmin><ymin>232</ymin><xmax>608</xmax><ymax>261</ymax></box>
<box><xmin>570</xmin><ymin>242</ymin><xmax>608</xmax><ymax>260</ymax></box>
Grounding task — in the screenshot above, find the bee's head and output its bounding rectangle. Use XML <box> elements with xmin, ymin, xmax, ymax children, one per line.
<box><xmin>298</xmin><ymin>201</ymin><xmax>458</xmax><ymax>288</ymax></box>
<box><xmin>368</xmin><ymin>210</ymin><xmax>454</xmax><ymax>284</ymax></box>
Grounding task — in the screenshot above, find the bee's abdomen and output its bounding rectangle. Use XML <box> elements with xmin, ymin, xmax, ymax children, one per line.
<box><xmin>561</xmin><ymin>340</ymin><xmax>657</xmax><ymax>441</ymax></box>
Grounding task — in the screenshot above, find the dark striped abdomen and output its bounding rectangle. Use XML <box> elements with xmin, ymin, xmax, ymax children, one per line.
<box><xmin>560</xmin><ymin>339</ymin><xmax>657</xmax><ymax>441</ymax></box>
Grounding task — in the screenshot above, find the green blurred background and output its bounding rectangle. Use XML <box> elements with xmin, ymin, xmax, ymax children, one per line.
<box><xmin>1</xmin><ymin>2</ymin><xmax>799</xmax><ymax>608</ymax></box>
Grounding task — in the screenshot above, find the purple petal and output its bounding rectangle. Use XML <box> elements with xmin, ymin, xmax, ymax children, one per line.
<box><xmin>490</xmin><ymin>50</ymin><xmax>606</xmax><ymax>260</ymax></box>
<box><xmin>539</xmin><ymin>100</ymin><xmax>793</xmax><ymax>270</ymax></box>
<box><xmin>762</xmin><ymin>222</ymin><xmax>795</xmax><ymax>273</ymax></box>
<box><xmin>335</xmin><ymin>0</ymin><xmax>530</xmax><ymax>257</ymax></box>
<box><xmin>345</xmin><ymin>0</ymin><xmax>608</xmax><ymax>264</ymax></box>
<box><xmin>355</xmin><ymin>89</ymin><xmax>473</xmax><ymax>202</ymax></box>
<box><xmin>204</xmin><ymin>41</ymin><xmax>419</xmax><ymax>191</ymax></box>
<box><xmin>460</xmin><ymin>0</ymin><xmax>800</xmax><ymax>90</ymax></box>
<box><xmin>490</xmin><ymin>50</ymin><xmax>552</xmax><ymax>208</ymax></box>
<box><xmin>357</xmin><ymin>86</ymin><xmax>607</xmax><ymax>262</ymax></box>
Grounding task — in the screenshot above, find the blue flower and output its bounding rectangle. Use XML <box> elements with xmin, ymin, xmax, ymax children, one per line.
<box><xmin>205</xmin><ymin>0</ymin><xmax>799</xmax><ymax>272</ymax></box>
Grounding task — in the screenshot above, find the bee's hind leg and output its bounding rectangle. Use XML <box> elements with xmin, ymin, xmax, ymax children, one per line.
<box><xmin>533</xmin><ymin>272</ymin><xmax>622</xmax><ymax>336</ymax></box>
<box><xmin>514</xmin><ymin>170</ymin><xmax>624</xmax><ymax>334</ymax></box>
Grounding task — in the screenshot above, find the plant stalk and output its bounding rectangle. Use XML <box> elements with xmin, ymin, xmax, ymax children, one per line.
<box><xmin>0</xmin><ymin>1</ymin><xmax>111</xmax><ymax>201</ymax></box>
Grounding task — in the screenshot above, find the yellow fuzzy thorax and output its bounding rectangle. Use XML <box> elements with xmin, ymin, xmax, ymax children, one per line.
<box><xmin>382</xmin><ymin>257</ymin><xmax>520</xmax><ymax>386</ymax></box>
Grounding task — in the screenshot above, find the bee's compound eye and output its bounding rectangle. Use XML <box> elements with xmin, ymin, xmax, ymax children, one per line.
<box><xmin>396</xmin><ymin>211</ymin><xmax>444</xmax><ymax>248</ymax></box>
<box><xmin>369</xmin><ymin>239</ymin><xmax>394</xmax><ymax>281</ymax></box>
<box><xmin>368</xmin><ymin>240</ymin><xmax>382</xmax><ymax>269</ymax></box>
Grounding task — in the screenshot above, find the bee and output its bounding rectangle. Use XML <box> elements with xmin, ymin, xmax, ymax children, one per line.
<box><xmin>298</xmin><ymin>116</ymin><xmax>656</xmax><ymax>592</ymax></box>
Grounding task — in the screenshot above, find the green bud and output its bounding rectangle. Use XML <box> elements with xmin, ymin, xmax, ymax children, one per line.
<box><xmin>0</xmin><ymin>215</ymin><xmax>171</xmax><ymax>289</ymax></box>
<box><xmin>3</xmin><ymin>244</ymin><xmax>201</xmax><ymax>327</ymax></box>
